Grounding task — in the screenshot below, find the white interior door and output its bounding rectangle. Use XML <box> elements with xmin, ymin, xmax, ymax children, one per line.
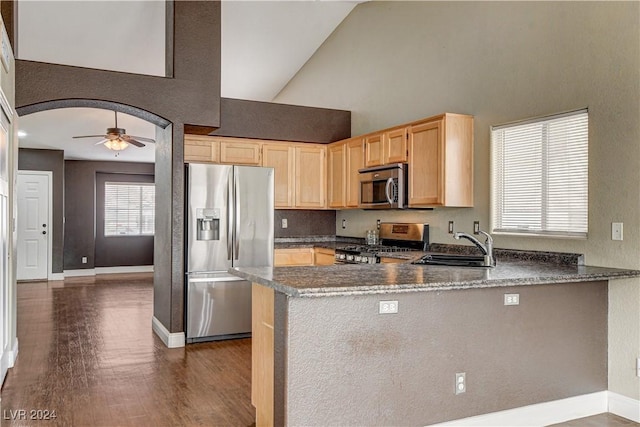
<box><xmin>17</xmin><ymin>172</ymin><xmax>50</xmax><ymax>281</ymax></box>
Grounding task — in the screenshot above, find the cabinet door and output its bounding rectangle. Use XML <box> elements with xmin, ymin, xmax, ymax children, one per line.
<box><xmin>364</xmin><ymin>133</ymin><xmax>384</xmax><ymax>167</ymax></box>
<box><xmin>384</xmin><ymin>127</ymin><xmax>408</xmax><ymax>164</ymax></box>
<box><xmin>408</xmin><ymin>120</ymin><xmax>443</xmax><ymax>206</ymax></box>
<box><xmin>313</xmin><ymin>248</ymin><xmax>336</xmax><ymax>265</ymax></box>
<box><xmin>274</xmin><ymin>248</ymin><xmax>314</xmax><ymax>266</ymax></box>
<box><xmin>262</xmin><ymin>144</ymin><xmax>294</xmax><ymax>208</ymax></box>
<box><xmin>295</xmin><ymin>145</ymin><xmax>326</xmax><ymax>208</ymax></box>
<box><xmin>327</xmin><ymin>143</ymin><xmax>346</xmax><ymax>208</ymax></box>
<box><xmin>184</xmin><ymin>135</ymin><xmax>219</xmax><ymax>163</ymax></box>
<box><xmin>345</xmin><ymin>138</ymin><xmax>364</xmax><ymax>207</ymax></box>
<box><xmin>220</xmin><ymin>139</ymin><xmax>261</xmax><ymax>165</ymax></box>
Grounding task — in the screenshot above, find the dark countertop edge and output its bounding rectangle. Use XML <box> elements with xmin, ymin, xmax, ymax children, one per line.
<box><xmin>229</xmin><ymin>268</ymin><xmax>640</xmax><ymax>298</ymax></box>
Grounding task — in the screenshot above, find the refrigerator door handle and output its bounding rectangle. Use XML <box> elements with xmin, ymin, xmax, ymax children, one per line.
<box><xmin>226</xmin><ymin>170</ymin><xmax>233</xmax><ymax>260</ymax></box>
<box><xmin>234</xmin><ymin>169</ymin><xmax>240</xmax><ymax>260</ymax></box>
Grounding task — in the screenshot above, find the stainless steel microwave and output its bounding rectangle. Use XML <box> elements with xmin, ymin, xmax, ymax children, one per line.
<box><xmin>358</xmin><ymin>163</ymin><xmax>408</xmax><ymax>209</ymax></box>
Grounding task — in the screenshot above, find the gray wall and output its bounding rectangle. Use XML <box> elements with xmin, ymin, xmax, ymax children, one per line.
<box><xmin>94</xmin><ymin>172</ymin><xmax>154</xmax><ymax>267</ymax></box>
<box><xmin>275</xmin><ymin>1</ymin><xmax>640</xmax><ymax>401</ymax></box>
<box><xmin>64</xmin><ymin>160</ymin><xmax>154</xmax><ymax>270</ymax></box>
<box><xmin>280</xmin><ymin>281</ymin><xmax>608</xmax><ymax>425</ymax></box>
<box><xmin>17</xmin><ymin>148</ymin><xmax>64</xmax><ymax>273</ymax></box>
<box><xmin>212</xmin><ymin>98</ymin><xmax>350</xmax><ymax>144</ymax></box>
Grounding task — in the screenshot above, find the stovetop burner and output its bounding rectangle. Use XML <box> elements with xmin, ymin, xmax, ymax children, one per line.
<box><xmin>339</xmin><ymin>245</ymin><xmax>415</xmax><ymax>254</ymax></box>
<box><xmin>334</xmin><ymin>223</ymin><xmax>429</xmax><ymax>265</ymax></box>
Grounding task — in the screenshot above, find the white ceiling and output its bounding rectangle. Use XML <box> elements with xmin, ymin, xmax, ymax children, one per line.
<box><xmin>16</xmin><ymin>0</ymin><xmax>360</xmax><ymax>163</ymax></box>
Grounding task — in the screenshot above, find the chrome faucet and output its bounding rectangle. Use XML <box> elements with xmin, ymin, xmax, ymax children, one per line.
<box><xmin>453</xmin><ymin>230</ymin><xmax>495</xmax><ymax>267</ymax></box>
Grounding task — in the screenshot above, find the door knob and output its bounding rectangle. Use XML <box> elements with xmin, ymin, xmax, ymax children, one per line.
<box><xmin>42</xmin><ymin>231</ymin><xmax>46</xmax><ymax>235</ymax></box>
<box><xmin>42</xmin><ymin>224</ymin><xmax>47</xmax><ymax>227</ymax></box>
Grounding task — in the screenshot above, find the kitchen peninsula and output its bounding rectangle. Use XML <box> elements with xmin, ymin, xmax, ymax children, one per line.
<box><xmin>230</xmin><ymin>259</ymin><xmax>640</xmax><ymax>426</ymax></box>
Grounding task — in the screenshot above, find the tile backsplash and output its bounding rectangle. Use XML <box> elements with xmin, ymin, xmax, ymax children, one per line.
<box><xmin>274</xmin><ymin>210</ymin><xmax>336</xmax><ymax>237</ymax></box>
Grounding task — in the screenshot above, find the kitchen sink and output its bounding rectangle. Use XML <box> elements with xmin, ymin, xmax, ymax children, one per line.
<box><xmin>412</xmin><ymin>254</ymin><xmax>492</xmax><ymax>267</ymax></box>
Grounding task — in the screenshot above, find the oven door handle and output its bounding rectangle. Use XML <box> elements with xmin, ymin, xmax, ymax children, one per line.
<box><xmin>385</xmin><ymin>177</ymin><xmax>395</xmax><ymax>204</ymax></box>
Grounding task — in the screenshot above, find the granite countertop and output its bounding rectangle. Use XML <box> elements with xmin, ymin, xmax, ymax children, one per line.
<box><xmin>229</xmin><ymin>261</ymin><xmax>640</xmax><ymax>298</ymax></box>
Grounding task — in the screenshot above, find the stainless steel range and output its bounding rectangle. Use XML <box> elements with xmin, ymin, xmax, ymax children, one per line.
<box><xmin>335</xmin><ymin>223</ymin><xmax>429</xmax><ymax>264</ymax></box>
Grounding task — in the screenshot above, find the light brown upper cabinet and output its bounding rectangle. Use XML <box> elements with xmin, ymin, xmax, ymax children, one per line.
<box><xmin>408</xmin><ymin>114</ymin><xmax>473</xmax><ymax>207</ymax></box>
<box><xmin>184</xmin><ymin>135</ymin><xmax>261</xmax><ymax>166</ymax></box>
<box><xmin>184</xmin><ymin>134</ymin><xmax>219</xmax><ymax>163</ymax></box>
<box><xmin>327</xmin><ymin>142</ymin><xmax>346</xmax><ymax>208</ymax></box>
<box><xmin>384</xmin><ymin>127</ymin><xmax>408</xmax><ymax>164</ymax></box>
<box><xmin>364</xmin><ymin>133</ymin><xmax>384</xmax><ymax>167</ymax></box>
<box><xmin>364</xmin><ymin>127</ymin><xmax>408</xmax><ymax>167</ymax></box>
<box><xmin>262</xmin><ymin>142</ymin><xmax>327</xmax><ymax>209</ymax></box>
<box><xmin>219</xmin><ymin>138</ymin><xmax>262</xmax><ymax>165</ymax></box>
<box><xmin>262</xmin><ymin>143</ymin><xmax>295</xmax><ymax>208</ymax></box>
<box><xmin>345</xmin><ymin>138</ymin><xmax>365</xmax><ymax>207</ymax></box>
<box><xmin>327</xmin><ymin>137</ymin><xmax>364</xmax><ymax>209</ymax></box>
<box><xmin>294</xmin><ymin>145</ymin><xmax>327</xmax><ymax>209</ymax></box>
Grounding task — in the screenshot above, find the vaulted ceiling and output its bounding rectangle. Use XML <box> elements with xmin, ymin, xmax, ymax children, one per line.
<box><xmin>16</xmin><ymin>1</ymin><xmax>360</xmax><ymax>162</ymax></box>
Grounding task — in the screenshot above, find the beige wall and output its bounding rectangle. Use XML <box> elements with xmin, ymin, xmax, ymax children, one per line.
<box><xmin>275</xmin><ymin>2</ymin><xmax>640</xmax><ymax>401</ymax></box>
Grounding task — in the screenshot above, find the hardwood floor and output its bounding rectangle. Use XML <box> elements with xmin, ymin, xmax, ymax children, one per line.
<box><xmin>1</xmin><ymin>273</ymin><xmax>255</xmax><ymax>426</ymax></box>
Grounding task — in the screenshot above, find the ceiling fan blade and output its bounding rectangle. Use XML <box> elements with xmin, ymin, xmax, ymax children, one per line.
<box><xmin>121</xmin><ymin>135</ymin><xmax>145</xmax><ymax>147</ymax></box>
<box><xmin>94</xmin><ymin>139</ymin><xmax>109</xmax><ymax>146</ymax></box>
<box><xmin>73</xmin><ymin>135</ymin><xmax>107</xmax><ymax>139</ymax></box>
<box><xmin>127</xmin><ymin>135</ymin><xmax>155</xmax><ymax>143</ymax></box>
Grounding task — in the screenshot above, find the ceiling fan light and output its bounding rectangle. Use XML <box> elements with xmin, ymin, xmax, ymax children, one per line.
<box><xmin>104</xmin><ymin>138</ymin><xmax>129</xmax><ymax>151</ymax></box>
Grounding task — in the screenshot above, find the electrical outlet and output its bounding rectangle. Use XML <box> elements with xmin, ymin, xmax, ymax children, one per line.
<box><xmin>636</xmin><ymin>357</ymin><xmax>640</xmax><ymax>377</ymax></box>
<box><xmin>504</xmin><ymin>293</ymin><xmax>520</xmax><ymax>305</ymax></box>
<box><xmin>281</xmin><ymin>218</ymin><xmax>288</xmax><ymax>229</ymax></box>
<box><xmin>377</xmin><ymin>219</ymin><xmax>381</xmax><ymax>229</ymax></box>
<box><xmin>455</xmin><ymin>372</ymin><xmax>466</xmax><ymax>394</ymax></box>
<box><xmin>473</xmin><ymin>221</ymin><xmax>480</xmax><ymax>234</ymax></box>
<box><xmin>342</xmin><ymin>219</ymin><xmax>346</xmax><ymax>229</ymax></box>
<box><xmin>448</xmin><ymin>221</ymin><xmax>454</xmax><ymax>234</ymax></box>
<box><xmin>379</xmin><ymin>300</ymin><xmax>398</xmax><ymax>314</ymax></box>
<box><xmin>82</xmin><ymin>256</ymin><xmax>87</xmax><ymax>264</ymax></box>
<box><xmin>612</xmin><ymin>222</ymin><xmax>623</xmax><ymax>241</ymax></box>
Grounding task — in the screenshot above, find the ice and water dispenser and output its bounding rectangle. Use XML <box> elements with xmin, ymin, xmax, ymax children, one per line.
<box><xmin>196</xmin><ymin>208</ymin><xmax>220</xmax><ymax>240</ymax></box>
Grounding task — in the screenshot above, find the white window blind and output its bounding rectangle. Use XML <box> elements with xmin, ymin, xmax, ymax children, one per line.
<box><xmin>491</xmin><ymin>109</ymin><xmax>588</xmax><ymax>237</ymax></box>
<box><xmin>104</xmin><ymin>182</ymin><xmax>155</xmax><ymax>236</ymax></box>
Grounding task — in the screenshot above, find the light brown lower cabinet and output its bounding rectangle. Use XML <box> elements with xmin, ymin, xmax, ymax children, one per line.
<box><xmin>274</xmin><ymin>248</ymin><xmax>314</xmax><ymax>266</ymax></box>
<box><xmin>380</xmin><ymin>257</ymin><xmax>405</xmax><ymax>264</ymax></box>
<box><xmin>274</xmin><ymin>247</ymin><xmax>336</xmax><ymax>266</ymax></box>
<box><xmin>252</xmin><ymin>283</ymin><xmax>274</xmax><ymax>427</ymax></box>
<box><xmin>313</xmin><ymin>247</ymin><xmax>336</xmax><ymax>265</ymax></box>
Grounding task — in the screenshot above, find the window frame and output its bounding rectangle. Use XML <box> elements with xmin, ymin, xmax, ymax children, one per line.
<box><xmin>104</xmin><ymin>181</ymin><xmax>156</xmax><ymax>237</ymax></box>
<box><xmin>490</xmin><ymin>108</ymin><xmax>589</xmax><ymax>239</ymax></box>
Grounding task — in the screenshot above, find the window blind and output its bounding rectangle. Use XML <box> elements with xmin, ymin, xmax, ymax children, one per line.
<box><xmin>491</xmin><ymin>109</ymin><xmax>588</xmax><ymax>237</ymax></box>
<box><xmin>104</xmin><ymin>182</ymin><xmax>155</xmax><ymax>236</ymax></box>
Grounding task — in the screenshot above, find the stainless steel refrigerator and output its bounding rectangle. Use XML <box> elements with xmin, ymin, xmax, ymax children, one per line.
<box><xmin>185</xmin><ymin>163</ymin><xmax>274</xmax><ymax>342</ymax></box>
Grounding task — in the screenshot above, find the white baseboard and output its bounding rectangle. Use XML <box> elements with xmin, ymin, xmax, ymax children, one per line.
<box><xmin>64</xmin><ymin>266</ymin><xmax>153</xmax><ymax>277</ymax></box>
<box><xmin>428</xmin><ymin>391</ymin><xmax>608</xmax><ymax>426</ymax></box>
<box><xmin>48</xmin><ymin>272</ymin><xmax>65</xmax><ymax>281</ymax></box>
<box><xmin>152</xmin><ymin>316</ymin><xmax>185</xmax><ymax>348</ymax></box>
<box><xmin>8</xmin><ymin>338</ymin><xmax>18</xmax><ymax>367</ymax></box>
<box><xmin>95</xmin><ymin>265</ymin><xmax>154</xmax><ymax>274</ymax></box>
<box><xmin>64</xmin><ymin>268</ymin><xmax>96</xmax><ymax>277</ymax></box>
<box><xmin>609</xmin><ymin>392</ymin><xmax>640</xmax><ymax>423</ymax></box>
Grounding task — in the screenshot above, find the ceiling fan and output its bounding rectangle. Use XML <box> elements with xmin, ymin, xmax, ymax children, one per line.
<box><xmin>72</xmin><ymin>111</ymin><xmax>155</xmax><ymax>151</ymax></box>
